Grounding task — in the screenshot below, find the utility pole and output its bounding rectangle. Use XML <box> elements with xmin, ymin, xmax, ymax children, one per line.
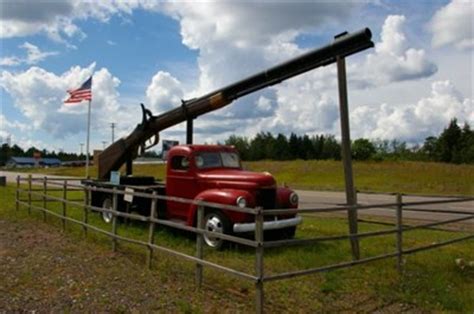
<box><xmin>80</xmin><ymin>143</ymin><xmax>84</xmax><ymax>156</ymax></box>
<box><xmin>110</xmin><ymin>122</ymin><xmax>116</xmax><ymax>143</ymax></box>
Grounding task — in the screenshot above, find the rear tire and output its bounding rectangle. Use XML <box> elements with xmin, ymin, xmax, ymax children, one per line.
<box><xmin>203</xmin><ymin>210</ymin><xmax>231</xmax><ymax>250</ymax></box>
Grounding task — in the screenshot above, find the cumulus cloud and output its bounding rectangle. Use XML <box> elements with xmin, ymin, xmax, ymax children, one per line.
<box><xmin>161</xmin><ymin>2</ymin><xmax>356</xmax><ymax>92</ymax></box>
<box><xmin>0</xmin><ymin>1</ymin><xmax>145</xmax><ymax>44</ymax></box>
<box><xmin>430</xmin><ymin>0</ymin><xmax>474</xmax><ymax>50</ymax></box>
<box><xmin>351</xmin><ymin>80</ymin><xmax>473</xmax><ymax>142</ymax></box>
<box><xmin>146</xmin><ymin>71</ymin><xmax>184</xmax><ymax>113</ymax></box>
<box><xmin>0</xmin><ymin>114</ymin><xmax>45</xmax><ymax>149</ymax></box>
<box><xmin>359</xmin><ymin>15</ymin><xmax>437</xmax><ymax>85</ymax></box>
<box><xmin>0</xmin><ymin>114</ymin><xmax>31</xmax><ymax>133</ymax></box>
<box><xmin>0</xmin><ymin>63</ymin><xmax>127</xmax><ymax>138</ymax></box>
<box><xmin>0</xmin><ymin>42</ymin><xmax>58</xmax><ymax>67</ymax></box>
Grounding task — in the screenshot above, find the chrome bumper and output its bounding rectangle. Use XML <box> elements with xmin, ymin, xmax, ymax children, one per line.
<box><xmin>233</xmin><ymin>216</ymin><xmax>302</xmax><ymax>233</ymax></box>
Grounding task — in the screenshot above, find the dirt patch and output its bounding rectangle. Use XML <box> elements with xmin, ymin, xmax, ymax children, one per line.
<box><xmin>0</xmin><ymin>219</ymin><xmax>251</xmax><ymax>312</ymax></box>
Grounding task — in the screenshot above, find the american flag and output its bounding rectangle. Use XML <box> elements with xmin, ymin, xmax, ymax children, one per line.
<box><xmin>64</xmin><ymin>76</ymin><xmax>92</xmax><ymax>103</ymax></box>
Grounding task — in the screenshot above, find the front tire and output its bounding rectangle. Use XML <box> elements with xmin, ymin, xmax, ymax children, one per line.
<box><xmin>203</xmin><ymin>210</ymin><xmax>231</xmax><ymax>250</ymax></box>
<box><xmin>101</xmin><ymin>197</ymin><xmax>114</xmax><ymax>224</ymax></box>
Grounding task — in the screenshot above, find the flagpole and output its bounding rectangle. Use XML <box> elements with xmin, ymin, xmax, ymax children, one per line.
<box><xmin>85</xmin><ymin>99</ymin><xmax>91</xmax><ymax>178</ymax></box>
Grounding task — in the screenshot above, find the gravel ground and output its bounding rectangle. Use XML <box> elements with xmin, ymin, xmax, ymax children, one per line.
<box><xmin>0</xmin><ymin>219</ymin><xmax>252</xmax><ymax>312</ymax></box>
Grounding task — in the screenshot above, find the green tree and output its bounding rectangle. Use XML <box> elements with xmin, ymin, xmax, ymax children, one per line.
<box><xmin>437</xmin><ymin>118</ymin><xmax>462</xmax><ymax>163</ymax></box>
<box><xmin>273</xmin><ymin>134</ymin><xmax>291</xmax><ymax>160</ymax></box>
<box><xmin>225</xmin><ymin>135</ymin><xmax>250</xmax><ymax>160</ymax></box>
<box><xmin>321</xmin><ymin>135</ymin><xmax>341</xmax><ymax>160</ymax></box>
<box><xmin>352</xmin><ymin>138</ymin><xmax>376</xmax><ymax>160</ymax></box>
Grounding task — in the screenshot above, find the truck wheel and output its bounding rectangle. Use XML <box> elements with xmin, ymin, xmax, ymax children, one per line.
<box><xmin>101</xmin><ymin>197</ymin><xmax>114</xmax><ymax>224</ymax></box>
<box><xmin>203</xmin><ymin>210</ymin><xmax>230</xmax><ymax>250</ymax></box>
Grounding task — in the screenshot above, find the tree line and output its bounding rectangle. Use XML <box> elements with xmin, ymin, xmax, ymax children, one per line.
<box><xmin>225</xmin><ymin>119</ymin><xmax>474</xmax><ymax>164</ymax></box>
<box><xmin>1</xmin><ymin>119</ymin><xmax>473</xmax><ymax>166</ymax></box>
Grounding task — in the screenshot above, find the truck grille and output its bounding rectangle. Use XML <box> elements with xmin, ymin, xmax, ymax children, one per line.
<box><xmin>255</xmin><ymin>188</ymin><xmax>276</xmax><ymax>209</ymax></box>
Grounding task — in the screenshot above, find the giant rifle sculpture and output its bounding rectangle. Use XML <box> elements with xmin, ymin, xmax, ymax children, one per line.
<box><xmin>98</xmin><ymin>28</ymin><xmax>374</xmax><ymax>180</ymax></box>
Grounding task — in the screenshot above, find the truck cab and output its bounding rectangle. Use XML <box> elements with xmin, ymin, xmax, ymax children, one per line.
<box><xmin>165</xmin><ymin>145</ymin><xmax>301</xmax><ymax>248</ymax></box>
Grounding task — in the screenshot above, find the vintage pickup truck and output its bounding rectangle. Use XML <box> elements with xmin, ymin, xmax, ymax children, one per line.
<box><xmin>85</xmin><ymin>144</ymin><xmax>301</xmax><ymax>249</ymax></box>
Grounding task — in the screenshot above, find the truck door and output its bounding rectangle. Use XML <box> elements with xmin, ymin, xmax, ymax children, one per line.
<box><xmin>166</xmin><ymin>155</ymin><xmax>197</xmax><ymax>220</ymax></box>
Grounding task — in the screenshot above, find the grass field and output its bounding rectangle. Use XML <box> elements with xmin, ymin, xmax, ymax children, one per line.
<box><xmin>11</xmin><ymin>159</ymin><xmax>474</xmax><ymax>195</ymax></box>
<box><xmin>1</xmin><ymin>182</ymin><xmax>473</xmax><ymax>311</ymax></box>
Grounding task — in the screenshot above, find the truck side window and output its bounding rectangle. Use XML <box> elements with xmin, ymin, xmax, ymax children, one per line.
<box><xmin>171</xmin><ymin>156</ymin><xmax>189</xmax><ymax>171</ymax></box>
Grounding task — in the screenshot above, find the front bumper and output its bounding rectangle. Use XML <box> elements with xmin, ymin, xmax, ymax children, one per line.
<box><xmin>233</xmin><ymin>216</ymin><xmax>302</xmax><ymax>233</ymax></box>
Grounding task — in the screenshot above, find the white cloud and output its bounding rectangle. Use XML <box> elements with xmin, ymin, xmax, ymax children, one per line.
<box><xmin>0</xmin><ymin>1</ymin><xmax>145</xmax><ymax>44</ymax></box>
<box><xmin>0</xmin><ymin>56</ymin><xmax>22</xmax><ymax>67</ymax></box>
<box><xmin>20</xmin><ymin>42</ymin><xmax>58</xmax><ymax>64</ymax></box>
<box><xmin>0</xmin><ymin>114</ymin><xmax>31</xmax><ymax>133</ymax></box>
<box><xmin>146</xmin><ymin>71</ymin><xmax>184</xmax><ymax>113</ymax></box>
<box><xmin>430</xmin><ymin>0</ymin><xmax>474</xmax><ymax>50</ymax></box>
<box><xmin>0</xmin><ymin>42</ymin><xmax>58</xmax><ymax>67</ymax></box>
<box><xmin>0</xmin><ymin>64</ymin><xmax>129</xmax><ymax>139</ymax></box>
<box><xmin>358</xmin><ymin>15</ymin><xmax>437</xmax><ymax>85</ymax></box>
<box><xmin>351</xmin><ymin>80</ymin><xmax>473</xmax><ymax>142</ymax></box>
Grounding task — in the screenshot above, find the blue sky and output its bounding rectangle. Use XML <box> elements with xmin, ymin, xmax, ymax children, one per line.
<box><xmin>0</xmin><ymin>1</ymin><xmax>472</xmax><ymax>154</ymax></box>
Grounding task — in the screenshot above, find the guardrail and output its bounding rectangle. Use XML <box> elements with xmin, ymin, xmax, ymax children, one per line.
<box><xmin>15</xmin><ymin>175</ymin><xmax>474</xmax><ymax>313</ymax></box>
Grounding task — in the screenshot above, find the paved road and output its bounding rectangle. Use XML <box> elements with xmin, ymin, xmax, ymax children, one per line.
<box><xmin>2</xmin><ymin>171</ymin><xmax>473</xmax><ymax>229</ymax></box>
<box><xmin>296</xmin><ymin>190</ymin><xmax>473</xmax><ymax>229</ymax></box>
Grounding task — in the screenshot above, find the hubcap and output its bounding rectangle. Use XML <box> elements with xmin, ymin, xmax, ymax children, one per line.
<box><xmin>102</xmin><ymin>198</ymin><xmax>113</xmax><ymax>224</ymax></box>
<box><xmin>204</xmin><ymin>214</ymin><xmax>224</xmax><ymax>248</ymax></box>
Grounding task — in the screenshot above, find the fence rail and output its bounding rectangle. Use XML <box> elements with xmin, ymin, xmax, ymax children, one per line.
<box><xmin>15</xmin><ymin>174</ymin><xmax>474</xmax><ymax>313</ymax></box>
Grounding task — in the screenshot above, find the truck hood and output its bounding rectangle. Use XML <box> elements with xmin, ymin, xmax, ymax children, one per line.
<box><xmin>197</xmin><ymin>169</ymin><xmax>276</xmax><ymax>190</ymax></box>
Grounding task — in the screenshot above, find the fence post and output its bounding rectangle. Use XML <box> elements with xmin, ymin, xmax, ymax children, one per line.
<box><xmin>255</xmin><ymin>207</ymin><xmax>264</xmax><ymax>314</ymax></box>
<box><xmin>42</xmin><ymin>177</ymin><xmax>47</xmax><ymax>222</ymax></box>
<box><xmin>147</xmin><ymin>191</ymin><xmax>158</xmax><ymax>270</ymax></box>
<box><xmin>82</xmin><ymin>185</ymin><xmax>90</xmax><ymax>237</ymax></box>
<box><xmin>396</xmin><ymin>193</ymin><xmax>403</xmax><ymax>274</ymax></box>
<box><xmin>62</xmin><ymin>180</ymin><xmax>68</xmax><ymax>232</ymax></box>
<box><xmin>15</xmin><ymin>175</ymin><xmax>20</xmax><ymax>211</ymax></box>
<box><xmin>27</xmin><ymin>174</ymin><xmax>32</xmax><ymax>215</ymax></box>
<box><xmin>195</xmin><ymin>205</ymin><xmax>204</xmax><ymax>288</ymax></box>
<box><xmin>111</xmin><ymin>187</ymin><xmax>118</xmax><ymax>252</ymax></box>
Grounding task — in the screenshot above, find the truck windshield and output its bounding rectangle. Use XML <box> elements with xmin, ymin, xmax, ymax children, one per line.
<box><xmin>195</xmin><ymin>152</ymin><xmax>241</xmax><ymax>169</ymax></box>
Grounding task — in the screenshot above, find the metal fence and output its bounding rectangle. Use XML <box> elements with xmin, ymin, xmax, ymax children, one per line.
<box><xmin>15</xmin><ymin>175</ymin><xmax>474</xmax><ymax>313</ymax></box>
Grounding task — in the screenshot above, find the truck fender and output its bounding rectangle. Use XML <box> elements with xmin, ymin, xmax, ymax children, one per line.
<box><xmin>276</xmin><ymin>186</ymin><xmax>298</xmax><ymax>209</ymax></box>
<box><xmin>187</xmin><ymin>189</ymin><xmax>255</xmax><ymax>226</ymax></box>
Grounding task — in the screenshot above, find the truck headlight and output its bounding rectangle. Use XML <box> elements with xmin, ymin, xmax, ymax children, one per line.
<box><xmin>289</xmin><ymin>192</ymin><xmax>298</xmax><ymax>205</ymax></box>
<box><xmin>236</xmin><ymin>196</ymin><xmax>247</xmax><ymax>208</ymax></box>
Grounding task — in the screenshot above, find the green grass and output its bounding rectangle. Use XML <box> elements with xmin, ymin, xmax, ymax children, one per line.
<box><xmin>1</xmin><ymin>183</ymin><xmax>473</xmax><ymax>311</ymax></box>
<box><xmin>9</xmin><ymin>159</ymin><xmax>474</xmax><ymax>195</ymax></box>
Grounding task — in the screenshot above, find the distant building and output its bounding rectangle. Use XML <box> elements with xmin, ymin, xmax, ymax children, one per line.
<box><xmin>61</xmin><ymin>160</ymin><xmax>87</xmax><ymax>167</ymax></box>
<box><xmin>7</xmin><ymin>157</ymin><xmax>61</xmax><ymax>168</ymax></box>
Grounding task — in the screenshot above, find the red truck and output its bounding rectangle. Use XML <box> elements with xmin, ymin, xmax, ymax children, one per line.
<box><xmin>86</xmin><ymin>144</ymin><xmax>300</xmax><ymax>249</ymax></box>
